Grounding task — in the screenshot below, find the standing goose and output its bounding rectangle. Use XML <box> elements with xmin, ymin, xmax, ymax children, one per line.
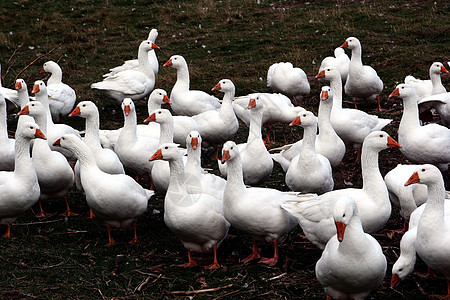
<box><xmin>315</xmin><ymin>196</ymin><xmax>387</xmax><ymax>300</ymax></box>
<box><xmin>404</xmin><ymin>164</ymin><xmax>450</xmax><ymax>298</ymax></box>
<box><xmin>40</xmin><ymin>60</ymin><xmax>76</xmax><ymax>122</ymax></box>
<box><xmin>0</xmin><ymin>122</ymin><xmax>45</xmax><ymax>238</ymax></box>
<box><xmin>150</xmin><ymin>143</ymin><xmax>230</xmax><ymax>269</ymax></box>
<box><xmin>15</xmin><ymin>79</ymin><xmax>35</xmax><ymax>127</ymax></box>
<box><xmin>18</xmin><ymin>101</ymin><xmax>75</xmax><ymax>217</ymax></box>
<box><xmin>285</xmin><ymin>110</ymin><xmax>334</xmax><ymax>194</ymax></box>
<box><xmin>163</xmin><ymin>55</ymin><xmax>220</xmax><ymax>116</ymax></box>
<box><xmin>91</xmin><ymin>40</ymin><xmax>159</xmax><ymax>104</ymax></box>
<box><xmin>0</xmin><ymin>93</ymin><xmax>15</xmax><ymax>171</ymax></box>
<box><xmin>405</xmin><ymin>62</ymin><xmax>448</xmax><ymax>100</ymax></box>
<box><xmin>389</xmin><ymin>83</ymin><xmax>450</xmax><ymax>171</ymax></box>
<box><xmin>341</xmin><ymin>37</ymin><xmax>384</xmax><ymax>111</ymax></box>
<box><xmin>281</xmin><ymin>131</ymin><xmax>401</xmax><ymax>249</ymax></box>
<box><xmin>54</xmin><ymin>134</ymin><xmax>154</xmax><ymax>245</ymax></box>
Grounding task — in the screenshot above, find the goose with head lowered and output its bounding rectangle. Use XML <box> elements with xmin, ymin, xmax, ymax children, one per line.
<box><xmin>389</xmin><ymin>83</ymin><xmax>450</xmax><ymax>171</ymax></box>
<box><xmin>18</xmin><ymin>101</ymin><xmax>76</xmax><ymax>217</ymax></box>
<box><xmin>91</xmin><ymin>40</ymin><xmax>159</xmax><ymax>104</ymax></box>
<box><xmin>221</xmin><ymin>141</ymin><xmax>315</xmax><ymax>266</ymax></box>
<box><xmin>281</xmin><ymin>131</ymin><xmax>401</xmax><ymax>249</ymax></box>
<box><xmin>54</xmin><ymin>134</ymin><xmax>154</xmax><ymax>245</ymax></box>
<box><xmin>0</xmin><ymin>121</ymin><xmax>45</xmax><ymax>238</ymax></box>
<box><xmin>150</xmin><ymin>143</ymin><xmax>229</xmax><ymax>269</ymax></box>
<box><xmin>164</xmin><ymin>55</ymin><xmax>220</xmax><ymax>116</ymax></box>
<box><xmin>315</xmin><ymin>196</ymin><xmax>387</xmax><ymax>300</ymax></box>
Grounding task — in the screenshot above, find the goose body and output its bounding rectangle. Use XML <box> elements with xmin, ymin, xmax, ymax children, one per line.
<box><xmin>318</xmin><ymin>47</ymin><xmax>350</xmax><ymax>85</ymax></box>
<box><xmin>315</xmin><ymin>196</ymin><xmax>387</xmax><ymax>300</ymax></box>
<box><xmin>418</xmin><ymin>91</ymin><xmax>450</xmax><ymax>127</ymax></box>
<box><xmin>267</xmin><ymin>62</ymin><xmax>310</xmax><ymax>105</ymax></box>
<box><xmin>389</xmin><ymin>83</ymin><xmax>450</xmax><ymax>171</ymax></box>
<box><xmin>41</xmin><ymin>60</ymin><xmax>76</xmax><ymax>122</ymax></box>
<box><xmin>164</xmin><ymin>55</ymin><xmax>220</xmax><ymax>116</ymax></box>
<box><xmin>0</xmin><ymin>93</ymin><xmax>15</xmax><ymax>171</ymax></box>
<box><xmin>281</xmin><ymin>131</ymin><xmax>400</xmax><ymax>249</ymax></box>
<box><xmin>91</xmin><ymin>41</ymin><xmax>159</xmax><ymax>104</ymax></box>
<box><xmin>0</xmin><ymin>66</ymin><xmax>19</xmax><ymax>106</ymax></box>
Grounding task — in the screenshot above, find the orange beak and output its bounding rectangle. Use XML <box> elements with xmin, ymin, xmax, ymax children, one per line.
<box><xmin>31</xmin><ymin>84</ymin><xmax>40</xmax><ymax>94</ymax></box>
<box><xmin>221</xmin><ymin>150</ymin><xmax>230</xmax><ymax>164</ymax></box>
<box><xmin>315</xmin><ymin>70</ymin><xmax>326</xmax><ymax>79</ymax></box>
<box><xmin>191</xmin><ymin>137</ymin><xmax>198</xmax><ymax>150</ymax></box>
<box><xmin>124</xmin><ymin>105</ymin><xmax>130</xmax><ymax>116</ymax></box>
<box><xmin>163</xmin><ymin>59</ymin><xmax>173</xmax><ymax>67</ymax></box>
<box><xmin>144</xmin><ymin>113</ymin><xmax>156</xmax><ymax>123</ymax></box>
<box><xmin>289</xmin><ymin>116</ymin><xmax>301</xmax><ymax>126</ymax></box>
<box><xmin>340</xmin><ymin>41</ymin><xmax>349</xmax><ymax>48</ymax></box>
<box><xmin>441</xmin><ymin>66</ymin><xmax>449</xmax><ymax>73</ymax></box>
<box><xmin>390</xmin><ymin>273</ymin><xmax>401</xmax><ymax>288</ymax></box>
<box><xmin>53</xmin><ymin>138</ymin><xmax>61</xmax><ymax>147</ymax></box>
<box><xmin>212</xmin><ymin>83</ymin><xmax>221</xmax><ymax>91</ymax></box>
<box><xmin>387</xmin><ymin>136</ymin><xmax>401</xmax><ymax>148</ymax></box>
<box><xmin>335</xmin><ymin>221</ymin><xmax>346</xmax><ymax>242</ymax></box>
<box><xmin>149</xmin><ymin>148</ymin><xmax>163</xmax><ymax>161</ymax></box>
<box><xmin>151</xmin><ymin>42</ymin><xmax>160</xmax><ymax>49</ymax></box>
<box><xmin>17</xmin><ymin>105</ymin><xmax>30</xmax><ymax>116</ymax></box>
<box><xmin>40</xmin><ymin>67</ymin><xmax>45</xmax><ymax>73</ymax></box>
<box><xmin>321</xmin><ymin>90</ymin><xmax>329</xmax><ymax>101</ymax></box>
<box><xmin>15</xmin><ymin>81</ymin><xmax>22</xmax><ymax>90</ymax></box>
<box><xmin>34</xmin><ymin>128</ymin><xmax>46</xmax><ymax>140</ymax></box>
<box><xmin>69</xmin><ymin>106</ymin><xmax>81</xmax><ymax>117</ymax></box>
<box><xmin>163</xmin><ymin>95</ymin><xmax>171</xmax><ymax>104</ymax></box>
<box><xmin>389</xmin><ymin>88</ymin><xmax>400</xmax><ymax>98</ymax></box>
<box><xmin>248</xmin><ymin>98</ymin><xmax>256</xmax><ymax>109</ymax></box>
<box><xmin>405</xmin><ymin>172</ymin><xmax>420</xmax><ymax>186</ymax></box>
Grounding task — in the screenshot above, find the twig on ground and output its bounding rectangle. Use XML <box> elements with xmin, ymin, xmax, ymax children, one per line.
<box><xmin>164</xmin><ymin>284</ymin><xmax>233</xmax><ymax>296</ymax></box>
<box><xmin>0</xmin><ymin>256</ymin><xmax>66</xmax><ymax>270</ymax></box>
<box><xmin>134</xmin><ymin>270</ymin><xmax>173</xmax><ymax>281</ymax></box>
<box><xmin>97</xmin><ymin>288</ymin><xmax>106</xmax><ymax>300</ymax></box>
<box><xmin>14</xmin><ymin>218</ymin><xmax>65</xmax><ymax>226</ymax></box>
<box><xmin>134</xmin><ymin>274</ymin><xmax>162</xmax><ymax>293</ymax></box>
<box><xmin>52</xmin><ymin>230</ymin><xmax>88</xmax><ymax>235</ymax></box>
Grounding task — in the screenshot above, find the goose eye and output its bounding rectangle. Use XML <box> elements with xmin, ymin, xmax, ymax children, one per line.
<box><xmin>303</xmin><ymin>114</ymin><xmax>306</xmax><ymax>117</ymax></box>
<box><xmin>421</xmin><ymin>168</ymin><xmax>425</xmax><ymax>172</ymax></box>
<box><xmin>31</xmin><ymin>103</ymin><xmax>35</xmax><ymax>106</ymax></box>
<box><xmin>230</xmin><ymin>146</ymin><xmax>233</xmax><ymax>150</ymax></box>
<box><xmin>158</xmin><ymin>111</ymin><xmax>161</xmax><ymax>114</ymax></box>
<box><xmin>379</xmin><ymin>134</ymin><xmax>383</xmax><ymax>138</ymax></box>
<box><xmin>82</xmin><ymin>104</ymin><xmax>86</xmax><ymax>107</ymax></box>
<box><xmin>30</xmin><ymin>126</ymin><xmax>33</xmax><ymax>129</ymax></box>
<box><xmin>343</xmin><ymin>213</ymin><xmax>346</xmax><ymax>218</ymax></box>
<box><xmin>399</xmin><ymin>268</ymin><xmax>403</xmax><ymax>272</ymax></box>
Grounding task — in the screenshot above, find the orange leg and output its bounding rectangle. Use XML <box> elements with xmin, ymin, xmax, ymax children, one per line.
<box><xmin>128</xmin><ymin>221</ymin><xmax>139</xmax><ymax>244</ymax></box>
<box><xmin>376</xmin><ymin>96</ymin><xmax>386</xmax><ymax>111</ymax></box>
<box><xmin>354</xmin><ymin>99</ymin><xmax>358</xmax><ymax>110</ymax></box>
<box><xmin>355</xmin><ymin>147</ymin><xmax>361</xmax><ymax>164</ymax></box>
<box><xmin>212</xmin><ymin>146</ymin><xmax>221</xmax><ymax>161</ymax></box>
<box><xmin>60</xmin><ymin>195</ymin><xmax>79</xmax><ymax>217</ymax></box>
<box><xmin>259</xmin><ymin>239</ymin><xmax>279</xmax><ymax>266</ymax></box>
<box><xmin>393</xmin><ymin>220</ymin><xmax>408</xmax><ymax>234</ymax></box>
<box><xmin>242</xmin><ymin>240</ymin><xmax>261</xmax><ymax>264</ymax></box>
<box><xmin>2</xmin><ymin>224</ymin><xmax>11</xmax><ymax>238</ymax></box>
<box><xmin>35</xmin><ymin>199</ymin><xmax>52</xmax><ymax>218</ymax></box>
<box><xmin>178</xmin><ymin>250</ymin><xmax>198</xmax><ymax>267</ymax></box>
<box><xmin>263</xmin><ymin>127</ymin><xmax>272</xmax><ymax>146</ymax></box>
<box><xmin>106</xmin><ymin>224</ymin><xmax>115</xmax><ymax>246</ymax></box>
<box><xmin>205</xmin><ymin>245</ymin><xmax>220</xmax><ymax>269</ymax></box>
<box><xmin>88</xmin><ymin>209</ymin><xmax>96</xmax><ymax>219</ymax></box>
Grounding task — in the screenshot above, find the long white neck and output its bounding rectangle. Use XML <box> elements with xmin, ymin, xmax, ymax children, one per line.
<box><xmin>0</xmin><ymin>101</ymin><xmax>8</xmax><ymax>143</ymax></box>
<box><xmin>338</xmin><ymin>209</ymin><xmax>369</xmax><ymax>253</ymax></box>
<box><xmin>247</xmin><ymin>108</ymin><xmax>263</xmax><ymax>144</ymax></box>
<box><xmin>224</xmin><ymin>155</ymin><xmax>246</xmax><ymax>196</ymax></box>
<box><xmin>30</xmin><ymin>111</ymin><xmax>48</xmax><ymax>135</ymax></box>
<box><xmin>166</xmin><ymin>156</ymin><xmax>193</xmax><ymax>206</ymax></box>
<box><xmin>121</xmin><ymin>109</ymin><xmax>138</xmax><ymax>143</ymax></box>
<box><xmin>158</xmin><ymin>119</ymin><xmax>174</xmax><ymax>145</ymax></box>
<box><xmin>349</xmin><ymin>44</ymin><xmax>363</xmax><ymax>72</ymax></box>
<box><xmin>185</xmin><ymin>145</ymin><xmax>202</xmax><ymax>174</ymax></box>
<box><xmin>48</xmin><ymin>67</ymin><xmax>63</xmax><ymax>85</ymax></box>
<box><xmin>429</xmin><ymin>70</ymin><xmax>446</xmax><ymax>94</ymax></box>
<box><xmin>219</xmin><ymin>89</ymin><xmax>237</xmax><ymax>122</ymax></box>
<box><xmin>360</xmin><ymin>144</ymin><xmax>386</xmax><ymax>198</ymax></box>
<box><xmin>68</xmin><ymin>138</ymin><xmax>98</xmax><ymax>168</ymax></box>
<box><xmin>420</xmin><ymin>178</ymin><xmax>447</xmax><ymax>231</ymax></box>
<box><xmin>147</xmin><ymin>100</ymin><xmax>162</xmax><ymax>115</ymax></box>
<box><xmin>137</xmin><ymin>47</ymin><xmax>155</xmax><ymax>80</ymax></box>
<box><xmin>83</xmin><ymin>111</ymin><xmax>102</xmax><ymax>149</ymax></box>
<box><xmin>35</xmin><ymin>90</ymin><xmax>54</xmax><ymax>126</ymax></box>
<box><xmin>17</xmin><ymin>88</ymin><xmax>29</xmax><ymax>109</ymax></box>
<box><xmin>329</xmin><ymin>76</ymin><xmax>343</xmax><ymax>111</ymax></box>
<box><xmin>14</xmin><ymin>135</ymin><xmax>35</xmax><ymax>177</ymax></box>
<box><xmin>318</xmin><ymin>98</ymin><xmax>335</xmax><ymax>138</ymax></box>
<box><xmin>400</xmin><ymin>97</ymin><xmax>421</xmax><ymax>131</ymax></box>
<box><xmin>173</xmin><ymin>62</ymin><xmax>190</xmax><ymax>92</ymax></box>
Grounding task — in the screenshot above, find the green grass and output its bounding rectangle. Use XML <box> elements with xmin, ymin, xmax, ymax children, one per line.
<box><xmin>1</xmin><ymin>0</ymin><xmax>450</xmax><ymax>298</ymax></box>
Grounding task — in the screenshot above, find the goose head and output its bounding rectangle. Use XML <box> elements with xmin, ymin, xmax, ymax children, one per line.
<box><xmin>212</xmin><ymin>79</ymin><xmax>235</xmax><ymax>94</ymax></box>
<box><xmin>69</xmin><ymin>101</ymin><xmax>97</xmax><ymax>118</ymax></box>
<box><xmin>40</xmin><ymin>60</ymin><xmax>61</xmax><ymax>74</ymax></box>
<box><xmin>430</xmin><ymin>62</ymin><xmax>448</xmax><ymax>75</ymax></box>
<box><xmin>15</xmin><ymin>79</ymin><xmax>27</xmax><ymax>91</ymax></box>
<box><xmin>53</xmin><ymin>134</ymin><xmax>83</xmax><ymax>151</ymax></box>
<box><xmin>315</xmin><ymin>67</ymin><xmax>341</xmax><ymax>83</ymax></box>
<box><xmin>289</xmin><ymin>110</ymin><xmax>316</xmax><ymax>128</ymax></box>
<box><xmin>247</xmin><ymin>94</ymin><xmax>263</xmax><ymax>110</ymax></box>
<box><xmin>389</xmin><ymin>83</ymin><xmax>417</xmax><ymax>102</ymax></box>
<box><xmin>333</xmin><ymin>196</ymin><xmax>357</xmax><ymax>242</ymax></box>
<box><xmin>186</xmin><ymin>131</ymin><xmax>201</xmax><ymax>151</ymax></box>
<box><xmin>149</xmin><ymin>143</ymin><xmax>182</xmax><ymax>162</ymax></box>
<box><xmin>221</xmin><ymin>140</ymin><xmax>239</xmax><ymax>164</ymax></box>
<box><xmin>340</xmin><ymin>36</ymin><xmax>361</xmax><ymax>50</ymax></box>
<box><xmin>19</xmin><ymin>121</ymin><xmax>46</xmax><ymax>140</ymax></box>
<box><xmin>139</xmin><ymin>40</ymin><xmax>159</xmax><ymax>52</ymax></box>
<box><xmin>405</xmin><ymin>164</ymin><xmax>442</xmax><ymax>187</ymax></box>
<box><xmin>31</xmin><ymin>80</ymin><xmax>47</xmax><ymax>96</ymax></box>
<box><xmin>320</xmin><ymin>86</ymin><xmax>332</xmax><ymax>102</ymax></box>
<box><xmin>121</xmin><ymin>98</ymin><xmax>134</xmax><ymax>117</ymax></box>
<box><xmin>148</xmin><ymin>88</ymin><xmax>171</xmax><ymax>105</ymax></box>
<box><xmin>391</xmin><ymin>232</ymin><xmax>417</xmax><ymax>287</ymax></box>
<box><xmin>163</xmin><ymin>55</ymin><xmax>185</xmax><ymax>69</ymax></box>
<box><xmin>363</xmin><ymin>131</ymin><xmax>401</xmax><ymax>152</ymax></box>
<box><xmin>144</xmin><ymin>108</ymin><xmax>172</xmax><ymax>124</ymax></box>
<box><xmin>17</xmin><ymin>101</ymin><xmax>45</xmax><ymax>117</ymax></box>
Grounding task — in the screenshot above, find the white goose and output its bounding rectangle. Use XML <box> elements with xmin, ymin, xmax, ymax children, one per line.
<box><xmin>341</xmin><ymin>37</ymin><xmax>384</xmax><ymax>110</ymax></box>
<box><xmin>315</xmin><ymin>196</ymin><xmax>387</xmax><ymax>300</ymax></box>
<box><xmin>163</xmin><ymin>55</ymin><xmax>220</xmax><ymax>116</ymax></box>
<box><xmin>316</xmin><ymin>67</ymin><xmax>392</xmax><ymax>152</ymax></box>
<box><xmin>0</xmin><ymin>121</ymin><xmax>45</xmax><ymax>238</ymax></box>
<box><xmin>418</xmin><ymin>91</ymin><xmax>450</xmax><ymax>128</ymax></box>
<box><xmin>405</xmin><ymin>62</ymin><xmax>448</xmax><ymax>100</ymax></box>
<box><xmin>218</xmin><ymin>95</ymin><xmax>273</xmax><ymax>186</ymax></box>
<box><xmin>404</xmin><ymin>164</ymin><xmax>450</xmax><ymax>298</ymax></box>
<box><xmin>104</xmin><ymin>28</ymin><xmax>159</xmax><ymax>77</ymax></box>
<box><xmin>150</xmin><ymin>143</ymin><xmax>230</xmax><ymax>269</ymax></box>
<box><xmin>281</xmin><ymin>131</ymin><xmax>401</xmax><ymax>249</ymax></box>
<box><xmin>0</xmin><ymin>65</ymin><xmax>19</xmax><ymax>106</ymax></box>
<box><xmin>389</xmin><ymin>83</ymin><xmax>450</xmax><ymax>171</ymax></box>
<box><xmin>40</xmin><ymin>60</ymin><xmax>76</xmax><ymax>122</ymax></box>
<box><xmin>91</xmin><ymin>40</ymin><xmax>159</xmax><ymax>104</ymax></box>
<box><xmin>185</xmin><ymin>131</ymin><xmax>226</xmax><ymax>200</ymax></box>
<box><xmin>15</xmin><ymin>79</ymin><xmax>35</xmax><ymax>127</ymax></box>
<box><xmin>0</xmin><ymin>93</ymin><xmax>15</xmax><ymax>171</ymax></box>
<box><xmin>266</xmin><ymin>62</ymin><xmax>310</xmax><ymax>105</ymax></box>
<box><xmin>54</xmin><ymin>134</ymin><xmax>154</xmax><ymax>245</ymax></box>
<box><xmin>270</xmin><ymin>86</ymin><xmax>345</xmax><ymax>171</ymax></box>
<box><xmin>285</xmin><ymin>110</ymin><xmax>334</xmax><ymax>194</ymax></box>
<box><xmin>221</xmin><ymin>141</ymin><xmax>313</xmax><ymax>266</ymax></box>
<box><xmin>18</xmin><ymin>101</ymin><xmax>75</xmax><ymax>217</ymax></box>
<box><xmin>317</xmin><ymin>47</ymin><xmax>350</xmax><ymax>85</ymax></box>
